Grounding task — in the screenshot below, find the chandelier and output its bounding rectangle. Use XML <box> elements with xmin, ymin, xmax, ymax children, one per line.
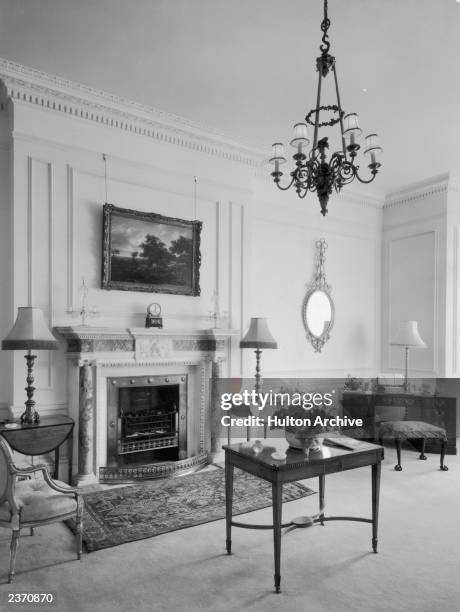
<box><xmin>269</xmin><ymin>0</ymin><xmax>382</xmax><ymax>216</ymax></box>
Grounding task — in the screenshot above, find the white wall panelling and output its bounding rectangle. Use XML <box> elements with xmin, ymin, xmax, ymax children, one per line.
<box><xmin>0</xmin><ymin>108</ymin><xmax>12</xmax><ymax>411</ymax></box>
<box><xmin>386</xmin><ymin>230</ymin><xmax>438</xmax><ymax>376</ymax></box>
<box><xmin>382</xmin><ymin>174</ymin><xmax>460</xmax><ymax>379</ymax></box>
<box><xmin>250</xmin><ymin>181</ymin><xmax>383</xmax><ymax>378</ymax></box>
<box><xmin>6</xmin><ymin>59</ymin><xmax>443</xmax><ymax>420</ymax></box>
<box><xmin>0</xmin><ymin>61</ymin><xmax>259</xmax><ymax>415</ymax></box>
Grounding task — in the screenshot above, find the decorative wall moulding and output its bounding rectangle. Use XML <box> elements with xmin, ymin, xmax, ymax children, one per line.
<box><xmin>332</xmin><ymin>188</ymin><xmax>384</xmax><ymax>210</ymax></box>
<box><xmin>0</xmin><ymin>58</ymin><xmax>265</xmax><ymax>169</ymax></box>
<box><xmin>384</xmin><ymin>174</ymin><xmax>451</xmax><ymax>209</ymax></box>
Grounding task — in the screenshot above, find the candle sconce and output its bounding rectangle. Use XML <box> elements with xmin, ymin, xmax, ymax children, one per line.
<box><xmin>208</xmin><ymin>290</ymin><xmax>228</xmax><ymax>329</ymax></box>
<box><xmin>67</xmin><ymin>278</ymin><xmax>99</xmax><ymax>326</ymax></box>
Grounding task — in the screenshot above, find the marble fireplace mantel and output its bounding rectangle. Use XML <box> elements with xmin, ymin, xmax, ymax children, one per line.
<box><xmin>55</xmin><ymin>326</ymin><xmax>238</xmax><ymax>484</ymax></box>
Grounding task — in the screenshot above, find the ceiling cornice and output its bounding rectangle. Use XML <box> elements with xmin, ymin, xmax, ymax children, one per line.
<box><xmin>0</xmin><ymin>58</ymin><xmax>403</xmax><ymax>212</ymax></box>
<box><xmin>0</xmin><ymin>57</ymin><xmax>266</xmax><ymax>169</ymax></box>
<box><xmin>384</xmin><ymin>173</ymin><xmax>452</xmax><ymax>209</ymax></box>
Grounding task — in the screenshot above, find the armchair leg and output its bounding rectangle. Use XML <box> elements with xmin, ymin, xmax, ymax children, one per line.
<box><xmin>8</xmin><ymin>529</ymin><xmax>20</xmax><ymax>583</ymax></box>
<box><xmin>394</xmin><ymin>439</ymin><xmax>402</xmax><ymax>471</ymax></box>
<box><xmin>76</xmin><ymin>497</ymin><xmax>83</xmax><ymax>560</ymax></box>
<box><xmin>419</xmin><ymin>438</ymin><xmax>427</xmax><ymax>460</ymax></box>
<box><xmin>440</xmin><ymin>439</ymin><xmax>448</xmax><ymax>471</ymax></box>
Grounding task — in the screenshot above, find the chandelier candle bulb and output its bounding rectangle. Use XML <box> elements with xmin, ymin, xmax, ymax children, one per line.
<box><xmin>343</xmin><ymin>112</ymin><xmax>361</xmax><ymax>135</ymax></box>
<box><xmin>343</xmin><ymin>113</ymin><xmax>362</xmax><ymax>150</ymax></box>
<box><xmin>270</xmin><ymin>142</ymin><xmax>287</xmax><ymax>175</ymax></box>
<box><xmin>290</xmin><ymin>122</ymin><xmax>310</xmax><ymax>154</ymax></box>
<box><xmin>270</xmin><ymin>143</ymin><xmax>286</xmax><ymax>163</ymax></box>
<box><xmin>364</xmin><ymin>133</ymin><xmax>382</xmax><ymax>167</ymax></box>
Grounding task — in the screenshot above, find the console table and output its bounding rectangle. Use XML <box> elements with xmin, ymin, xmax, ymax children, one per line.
<box><xmin>342</xmin><ymin>392</ymin><xmax>457</xmax><ymax>455</ymax></box>
<box><xmin>0</xmin><ymin>415</ymin><xmax>74</xmax><ymax>482</ymax></box>
<box><xmin>224</xmin><ymin>438</ymin><xmax>383</xmax><ymax>594</ymax></box>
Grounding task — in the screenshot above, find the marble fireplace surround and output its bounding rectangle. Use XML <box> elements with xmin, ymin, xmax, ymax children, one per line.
<box><xmin>55</xmin><ymin>326</ymin><xmax>237</xmax><ymax>485</ymax></box>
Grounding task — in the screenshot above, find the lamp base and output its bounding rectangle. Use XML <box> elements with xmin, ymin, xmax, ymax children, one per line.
<box><xmin>21</xmin><ymin>351</ymin><xmax>40</xmax><ymax>425</ymax></box>
<box><xmin>20</xmin><ymin>408</ymin><xmax>40</xmax><ymax>425</ymax></box>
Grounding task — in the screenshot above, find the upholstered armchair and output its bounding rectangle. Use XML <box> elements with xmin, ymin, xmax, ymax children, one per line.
<box><xmin>0</xmin><ymin>436</ymin><xmax>83</xmax><ymax>583</ymax></box>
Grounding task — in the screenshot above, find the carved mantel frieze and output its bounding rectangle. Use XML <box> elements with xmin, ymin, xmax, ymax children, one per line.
<box><xmin>54</xmin><ymin>326</ymin><xmax>236</xmax><ymax>361</ymax></box>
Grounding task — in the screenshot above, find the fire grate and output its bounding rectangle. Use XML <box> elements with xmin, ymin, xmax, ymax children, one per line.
<box><xmin>118</xmin><ymin>435</ymin><xmax>178</xmax><ymax>455</ymax></box>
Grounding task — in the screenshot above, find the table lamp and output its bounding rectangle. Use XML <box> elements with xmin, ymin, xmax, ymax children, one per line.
<box><xmin>390</xmin><ymin>320</ymin><xmax>427</xmax><ymax>393</ymax></box>
<box><xmin>240</xmin><ymin>316</ymin><xmax>278</xmax><ymax>425</ymax></box>
<box><xmin>2</xmin><ymin>307</ymin><xmax>58</xmax><ymax>424</ymax></box>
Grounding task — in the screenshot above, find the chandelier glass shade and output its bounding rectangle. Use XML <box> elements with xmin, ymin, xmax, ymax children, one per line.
<box><xmin>269</xmin><ymin>0</ymin><xmax>382</xmax><ymax>216</ymax></box>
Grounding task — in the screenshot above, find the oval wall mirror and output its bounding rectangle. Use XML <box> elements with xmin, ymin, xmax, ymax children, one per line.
<box><xmin>302</xmin><ymin>239</ymin><xmax>334</xmax><ymax>352</ymax></box>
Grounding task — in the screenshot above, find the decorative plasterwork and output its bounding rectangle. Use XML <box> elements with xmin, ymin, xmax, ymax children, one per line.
<box><xmin>54</xmin><ymin>326</ymin><xmax>234</xmax><ymax>356</ymax></box>
<box><xmin>0</xmin><ymin>58</ymin><xmax>265</xmax><ymax>169</ymax></box>
<box><xmin>384</xmin><ymin>174</ymin><xmax>451</xmax><ymax>209</ymax></box>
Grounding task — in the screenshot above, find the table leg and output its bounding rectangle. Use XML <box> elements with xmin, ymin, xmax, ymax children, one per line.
<box><xmin>440</xmin><ymin>439</ymin><xmax>448</xmax><ymax>471</ymax></box>
<box><xmin>68</xmin><ymin>432</ymin><xmax>74</xmax><ymax>484</ymax></box>
<box><xmin>272</xmin><ymin>480</ymin><xmax>282</xmax><ymax>593</ymax></box>
<box><xmin>319</xmin><ymin>474</ymin><xmax>325</xmax><ymax>526</ymax></box>
<box><xmin>371</xmin><ymin>461</ymin><xmax>381</xmax><ymax>553</ymax></box>
<box><xmin>54</xmin><ymin>448</ymin><xmax>59</xmax><ymax>480</ymax></box>
<box><xmin>225</xmin><ymin>457</ymin><xmax>234</xmax><ymax>555</ymax></box>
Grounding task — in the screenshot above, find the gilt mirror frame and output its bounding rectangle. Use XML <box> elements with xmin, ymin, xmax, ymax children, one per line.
<box><xmin>301</xmin><ymin>238</ymin><xmax>335</xmax><ymax>352</ymax></box>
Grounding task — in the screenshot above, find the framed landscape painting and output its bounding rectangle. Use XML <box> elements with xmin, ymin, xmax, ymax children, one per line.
<box><xmin>102</xmin><ymin>204</ymin><xmax>202</xmax><ymax>295</ymax></box>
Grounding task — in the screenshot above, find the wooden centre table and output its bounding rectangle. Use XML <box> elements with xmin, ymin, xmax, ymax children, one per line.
<box><xmin>224</xmin><ymin>437</ymin><xmax>384</xmax><ymax>593</ymax></box>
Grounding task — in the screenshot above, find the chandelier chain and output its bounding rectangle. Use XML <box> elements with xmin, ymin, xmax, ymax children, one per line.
<box><xmin>320</xmin><ymin>0</ymin><xmax>331</xmax><ymax>55</ymax></box>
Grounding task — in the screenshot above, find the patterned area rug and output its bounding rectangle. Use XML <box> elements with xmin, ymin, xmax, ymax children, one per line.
<box><xmin>67</xmin><ymin>468</ymin><xmax>315</xmax><ymax>552</ymax></box>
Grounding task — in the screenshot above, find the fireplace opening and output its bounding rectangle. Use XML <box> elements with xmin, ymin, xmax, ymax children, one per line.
<box><xmin>118</xmin><ymin>385</ymin><xmax>179</xmax><ymax>464</ymax></box>
<box><xmin>107</xmin><ymin>375</ymin><xmax>187</xmax><ymax>467</ymax></box>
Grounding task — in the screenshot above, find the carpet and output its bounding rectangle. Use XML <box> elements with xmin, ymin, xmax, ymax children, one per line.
<box><xmin>68</xmin><ymin>468</ymin><xmax>315</xmax><ymax>552</ymax></box>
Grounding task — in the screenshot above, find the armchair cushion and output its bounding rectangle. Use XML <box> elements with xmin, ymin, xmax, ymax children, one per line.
<box><xmin>0</xmin><ymin>478</ymin><xmax>77</xmax><ymax>523</ymax></box>
<box><xmin>379</xmin><ymin>420</ymin><xmax>447</xmax><ymax>440</ymax></box>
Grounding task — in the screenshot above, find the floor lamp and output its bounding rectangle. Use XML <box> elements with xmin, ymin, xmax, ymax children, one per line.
<box><xmin>390</xmin><ymin>320</ymin><xmax>427</xmax><ymax>393</ymax></box>
<box><xmin>2</xmin><ymin>307</ymin><xmax>58</xmax><ymax>424</ymax></box>
<box><xmin>240</xmin><ymin>317</ymin><xmax>278</xmax><ymax>438</ymax></box>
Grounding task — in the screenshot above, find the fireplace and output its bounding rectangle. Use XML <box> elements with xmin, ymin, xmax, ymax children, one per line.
<box><xmin>54</xmin><ymin>326</ymin><xmax>237</xmax><ymax>484</ymax></box>
<box><xmin>107</xmin><ymin>375</ymin><xmax>187</xmax><ymax>466</ymax></box>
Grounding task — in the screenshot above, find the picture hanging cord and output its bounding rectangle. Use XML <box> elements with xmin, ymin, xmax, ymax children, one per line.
<box><xmin>194</xmin><ymin>175</ymin><xmax>197</xmax><ymax>220</ymax></box>
<box><xmin>103</xmin><ymin>153</ymin><xmax>108</xmax><ymax>203</ymax></box>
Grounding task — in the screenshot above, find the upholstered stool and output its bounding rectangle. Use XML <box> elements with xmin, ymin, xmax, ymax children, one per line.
<box><xmin>376</xmin><ymin>404</ymin><xmax>448</xmax><ymax>471</ymax></box>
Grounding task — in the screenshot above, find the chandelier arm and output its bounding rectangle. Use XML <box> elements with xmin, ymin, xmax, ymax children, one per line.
<box><xmin>332</xmin><ymin>64</ymin><xmax>348</xmax><ymax>159</ymax></box>
<box><xmin>355</xmin><ymin>171</ymin><xmax>379</xmax><ymax>185</ymax></box>
<box><xmin>274</xmin><ymin>175</ymin><xmax>296</xmax><ymax>191</ymax></box>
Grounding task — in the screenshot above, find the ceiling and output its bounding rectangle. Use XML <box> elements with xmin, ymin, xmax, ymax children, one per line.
<box><xmin>0</xmin><ymin>0</ymin><xmax>459</xmax><ymax>194</ymax></box>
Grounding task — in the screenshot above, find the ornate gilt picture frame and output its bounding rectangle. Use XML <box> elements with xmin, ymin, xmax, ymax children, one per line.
<box><xmin>102</xmin><ymin>203</ymin><xmax>202</xmax><ymax>296</ymax></box>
